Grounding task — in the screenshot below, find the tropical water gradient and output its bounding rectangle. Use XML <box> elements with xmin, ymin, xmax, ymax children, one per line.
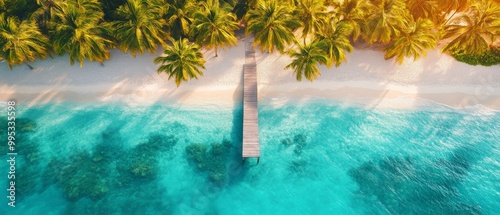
<box><xmin>0</xmin><ymin>100</ymin><xmax>499</xmax><ymax>214</ymax></box>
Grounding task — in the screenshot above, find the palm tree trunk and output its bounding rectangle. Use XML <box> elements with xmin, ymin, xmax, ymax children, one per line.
<box><xmin>215</xmin><ymin>47</ymin><xmax>218</xmax><ymax>57</ymax></box>
<box><xmin>25</xmin><ymin>62</ymin><xmax>34</xmax><ymax>70</ymax></box>
<box><xmin>304</xmin><ymin>37</ymin><xmax>306</xmax><ymax>45</ymax></box>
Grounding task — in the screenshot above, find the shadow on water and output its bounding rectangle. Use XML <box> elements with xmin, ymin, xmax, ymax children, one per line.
<box><xmin>349</xmin><ymin>143</ymin><xmax>488</xmax><ymax>215</ymax></box>
<box><xmin>184</xmin><ymin>65</ymin><xmax>249</xmax><ymax>187</ymax></box>
<box><xmin>179</xmin><ymin>65</ymin><xmax>248</xmax><ymax>214</ymax></box>
<box><xmin>227</xmin><ymin>69</ymin><xmax>249</xmax><ymax>184</ymax></box>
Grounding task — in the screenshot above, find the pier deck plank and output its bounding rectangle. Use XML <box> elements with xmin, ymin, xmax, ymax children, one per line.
<box><xmin>242</xmin><ymin>39</ymin><xmax>260</xmax><ymax>159</ymax></box>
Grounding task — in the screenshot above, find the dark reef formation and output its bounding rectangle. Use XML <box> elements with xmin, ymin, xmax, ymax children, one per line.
<box><xmin>185</xmin><ymin>139</ymin><xmax>232</xmax><ymax>185</ymax></box>
<box><xmin>281</xmin><ymin>133</ymin><xmax>308</xmax><ymax>155</ymax></box>
<box><xmin>349</xmin><ymin>145</ymin><xmax>484</xmax><ymax>214</ymax></box>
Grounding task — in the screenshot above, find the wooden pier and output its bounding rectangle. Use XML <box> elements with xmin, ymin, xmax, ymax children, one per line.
<box><xmin>242</xmin><ymin>38</ymin><xmax>260</xmax><ymax>162</ymax></box>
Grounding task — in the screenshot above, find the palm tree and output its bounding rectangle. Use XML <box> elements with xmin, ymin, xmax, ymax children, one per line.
<box><xmin>70</xmin><ymin>0</ymin><xmax>101</xmax><ymax>12</ymax></box>
<box><xmin>442</xmin><ymin>0</ymin><xmax>500</xmax><ymax>55</ymax></box>
<box><xmin>384</xmin><ymin>18</ymin><xmax>437</xmax><ymax>64</ymax></box>
<box><xmin>0</xmin><ymin>14</ymin><xmax>49</xmax><ymax>69</ymax></box>
<box><xmin>406</xmin><ymin>0</ymin><xmax>442</xmax><ymax>25</ymax></box>
<box><xmin>30</xmin><ymin>0</ymin><xmax>66</xmax><ymax>33</ymax></box>
<box><xmin>333</xmin><ymin>0</ymin><xmax>370</xmax><ymax>41</ymax></box>
<box><xmin>439</xmin><ymin>0</ymin><xmax>471</xmax><ymax>24</ymax></box>
<box><xmin>296</xmin><ymin>0</ymin><xmax>328</xmax><ymax>44</ymax></box>
<box><xmin>49</xmin><ymin>4</ymin><xmax>113</xmax><ymax>67</ymax></box>
<box><xmin>315</xmin><ymin>20</ymin><xmax>353</xmax><ymax>67</ymax></box>
<box><xmin>330</xmin><ymin>0</ymin><xmax>369</xmax><ymax>41</ymax></box>
<box><xmin>100</xmin><ymin>0</ymin><xmax>127</xmax><ymax>20</ymax></box>
<box><xmin>113</xmin><ymin>0</ymin><xmax>167</xmax><ymax>56</ymax></box>
<box><xmin>164</xmin><ymin>0</ymin><xmax>195</xmax><ymax>39</ymax></box>
<box><xmin>362</xmin><ymin>0</ymin><xmax>409</xmax><ymax>44</ymax></box>
<box><xmin>191</xmin><ymin>0</ymin><xmax>239</xmax><ymax>57</ymax></box>
<box><xmin>154</xmin><ymin>38</ymin><xmax>206</xmax><ymax>87</ymax></box>
<box><xmin>1</xmin><ymin>0</ymin><xmax>39</xmax><ymax>19</ymax></box>
<box><xmin>245</xmin><ymin>0</ymin><xmax>301</xmax><ymax>53</ymax></box>
<box><xmin>233</xmin><ymin>0</ymin><xmax>256</xmax><ymax>20</ymax></box>
<box><xmin>285</xmin><ymin>41</ymin><xmax>328</xmax><ymax>81</ymax></box>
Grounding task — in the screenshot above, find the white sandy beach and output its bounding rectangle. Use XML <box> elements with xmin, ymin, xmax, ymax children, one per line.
<box><xmin>1</xmin><ymin>35</ymin><xmax>499</xmax><ymax>110</ymax></box>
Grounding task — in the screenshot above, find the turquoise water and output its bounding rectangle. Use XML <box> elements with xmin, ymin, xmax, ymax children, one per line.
<box><xmin>1</xmin><ymin>100</ymin><xmax>499</xmax><ymax>214</ymax></box>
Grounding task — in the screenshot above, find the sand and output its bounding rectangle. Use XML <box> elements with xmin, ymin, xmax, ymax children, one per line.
<box><xmin>1</xmin><ymin>35</ymin><xmax>499</xmax><ymax>110</ymax></box>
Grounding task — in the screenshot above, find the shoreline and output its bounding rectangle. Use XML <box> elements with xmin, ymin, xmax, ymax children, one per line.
<box><xmin>1</xmin><ymin>36</ymin><xmax>499</xmax><ymax>110</ymax></box>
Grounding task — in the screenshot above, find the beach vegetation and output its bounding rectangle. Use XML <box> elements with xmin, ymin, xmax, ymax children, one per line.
<box><xmin>286</xmin><ymin>41</ymin><xmax>328</xmax><ymax>81</ymax></box>
<box><xmin>191</xmin><ymin>0</ymin><xmax>239</xmax><ymax>57</ymax></box>
<box><xmin>332</xmin><ymin>0</ymin><xmax>370</xmax><ymax>41</ymax></box>
<box><xmin>442</xmin><ymin>0</ymin><xmax>500</xmax><ymax>55</ymax></box>
<box><xmin>315</xmin><ymin>20</ymin><xmax>353</xmax><ymax>68</ymax></box>
<box><xmin>361</xmin><ymin>0</ymin><xmax>409</xmax><ymax>44</ymax></box>
<box><xmin>164</xmin><ymin>0</ymin><xmax>196</xmax><ymax>40</ymax></box>
<box><xmin>30</xmin><ymin>0</ymin><xmax>67</xmax><ymax>34</ymax></box>
<box><xmin>0</xmin><ymin>13</ymin><xmax>49</xmax><ymax>69</ymax></box>
<box><xmin>406</xmin><ymin>0</ymin><xmax>442</xmax><ymax>25</ymax></box>
<box><xmin>48</xmin><ymin>2</ymin><xmax>114</xmax><ymax>67</ymax></box>
<box><xmin>452</xmin><ymin>48</ymin><xmax>500</xmax><ymax>66</ymax></box>
<box><xmin>295</xmin><ymin>0</ymin><xmax>328</xmax><ymax>44</ymax></box>
<box><xmin>154</xmin><ymin>38</ymin><xmax>206</xmax><ymax>87</ymax></box>
<box><xmin>245</xmin><ymin>0</ymin><xmax>301</xmax><ymax>53</ymax></box>
<box><xmin>233</xmin><ymin>0</ymin><xmax>256</xmax><ymax>20</ymax></box>
<box><xmin>1</xmin><ymin>0</ymin><xmax>499</xmax><ymax>79</ymax></box>
<box><xmin>384</xmin><ymin>18</ymin><xmax>438</xmax><ymax>64</ymax></box>
<box><xmin>112</xmin><ymin>0</ymin><xmax>167</xmax><ymax>56</ymax></box>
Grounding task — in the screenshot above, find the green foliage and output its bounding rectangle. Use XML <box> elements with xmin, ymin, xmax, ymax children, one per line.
<box><xmin>0</xmin><ymin>14</ymin><xmax>49</xmax><ymax>69</ymax></box>
<box><xmin>48</xmin><ymin>3</ymin><xmax>114</xmax><ymax>67</ymax></box>
<box><xmin>233</xmin><ymin>0</ymin><xmax>254</xmax><ymax>20</ymax></box>
<box><xmin>286</xmin><ymin>41</ymin><xmax>328</xmax><ymax>82</ymax></box>
<box><xmin>295</xmin><ymin>0</ymin><xmax>328</xmax><ymax>43</ymax></box>
<box><xmin>451</xmin><ymin>49</ymin><xmax>500</xmax><ymax>66</ymax></box>
<box><xmin>362</xmin><ymin>0</ymin><xmax>409</xmax><ymax>44</ymax></box>
<box><xmin>442</xmin><ymin>0</ymin><xmax>500</xmax><ymax>55</ymax></box>
<box><xmin>2</xmin><ymin>0</ymin><xmax>500</xmax><ymax>72</ymax></box>
<box><xmin>438</xmin><ymin>0</ymin><xmax>471</xmax><ymax>15</ymax></box>
<box><xmin>154</xmin><ymin>38</ymin><xmax>206</xmax><ymax>86</ymax></box>
<box><xmin>0</xmin><ymin>0</ymin><xmax>39</xmax><ymax>19</ymax></box>
<box><xmin>191</xmin><ymin>0</ymin><xmax>239</xmax><ymax>57</ymax></box>
<box><xmin>245</xmin><ymin>0</ymin><xmax>301</xmax><ymax>53</ymax></box>
<box><xmin>315</xmin><ymin>21</ymin><xmax>353</xmax><ymax>67</ymax></box>
<box><xmin>384</xmin><ymin>18</ymin><xmax>437</xmax><ymax>64</ymax></box>
<box><xmin>164</xmin><ymin>0</ymin><xmax>196</xmax><ymax>39</ymax></box>
<box><xmin>333</xmin><ymin>0</ymin><xmax>369</xmax><ymax>40</ymax></box>
<box><xmin>185</xmin><ymin>139</ymin><xmax>232</xmax><ymax>184</ymax></box>
<box><xmin>112</xmin><ymin>0</ymin><xmax>167</xmax><ymax>56</ymax></box>
<box><xmin>99</xmin><ymin>0</ymin><xmax>127</xmax><ymax>20</ymax></box>
<box><xmin>406</xmin><ymin>0</ymin><xmax>442</xmax><ymax>25</ymax></box>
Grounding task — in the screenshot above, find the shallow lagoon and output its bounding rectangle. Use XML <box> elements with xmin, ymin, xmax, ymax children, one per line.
<box><xmin>0</xmin><ymin>100</ymin><xmax>499</xmax><ymax>214</ymax></box>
